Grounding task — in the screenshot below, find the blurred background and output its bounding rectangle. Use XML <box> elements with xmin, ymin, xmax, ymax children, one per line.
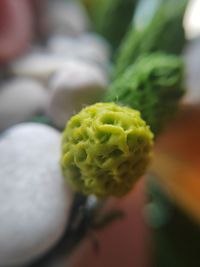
<box><xmin>1</xmin><ymin>0</ymin><xmax>200</xmax><ymax>267</ymax></box>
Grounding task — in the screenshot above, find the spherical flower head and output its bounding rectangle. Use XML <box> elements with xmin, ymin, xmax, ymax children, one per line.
<box><xmin>61</xmin><ymin>102</ymin><xmax>153</xmax><ymax>198</ymax></box>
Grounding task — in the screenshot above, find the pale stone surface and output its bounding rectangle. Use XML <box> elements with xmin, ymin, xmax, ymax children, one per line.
<box><xmin>47</xmin><ymin>0</ymin><xmax>90</xmax><ymax>36</ymax></box>
<box><xmin>10</xmin><ymin>52</ymin><xmax>73</xmax><ymax>84</ymax></box>
<box><xmin>47</xmin><ymin>33</ymin><xmax>111</xmax><ymax>67</ymax></box>
<box><xmin>10</xmin><ymin>33</ymin><xmax>110</xmax><ymax>85</ymax></box>
<box><xmin>184</xmin><ymin>0</ymin><xmax>200</xmax><ymax>39</ymax></box>
<box><xmin>184</xmin><ymin>38</ymin><xmax>200</xmax><ymax>104</ymax></box>
<box><xmin>0</xmin><ymin>123</ymin><xmax>73</xmax><ymax>266</ymax></box>
<box><xmin>47</xmin><ymin>60</ymin><xmax>108</xmax><ymax>128</ymax></box>
<box><xmin>0</xmin><ymin>78</ymin><xmax>48</xmax><ymax>131</ymax></box>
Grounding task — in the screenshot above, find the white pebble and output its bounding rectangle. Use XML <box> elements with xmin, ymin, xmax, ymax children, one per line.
<box><xmin>0</xmin><ymin>123</ymin><xmax>73</xmax><ymax>266</ymax></box>
<box><xmin>10</xmin><ymin>52</ymin><xmax>73</xmax><ymax>84</ymax></box>
<box><xmin>47</xmin><ymin>33</ymin><xmax>111</xmax><ymax>67</ymax></box>
<box><xmin>47</xmin><ymin>60</ymin><xmax>108</xmax><ymax>128</ymax></box>
<box><xmin>47</xmin><ymin>0</ymin><xmax>90</xmax><ymax>36</ymax></box>
<box><xmin>184</xmin><ymin>0</ymin><xmax>200</xmax><ymax>39</ymax></box>
<box><xmin>184</xmin><ymin>39</ymin><xmax>200</xmax><ymax>104</ymax></box>
<box><xmin>0</xmin><ymin>78</ymin><xmax>48</xmax><ymax>131</ymax></box>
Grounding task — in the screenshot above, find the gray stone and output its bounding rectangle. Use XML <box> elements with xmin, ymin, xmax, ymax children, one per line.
<box><xmin>0</xmin><ymin>123</ymin><xmax>73</xmax><ymax>266</ymax></box>
<box><xmin>47</xmin><ymin>60</ymin><xmax>108</xmax><ymax>128</ymax></box>
<box><xmin>10</xmin><ymin>52</ymin><xmax>72</xmax><ymax>84</ymax></box>
<box><xmin>47</xmin><ymin>0</ymin><xmax>90</xmax><ymax>36</ymax></box>
<box><xmin>184</xmin><ymin>38</ymin><xmax>200</xmax><ymax>104</ymax></box>
<box><xmin>0</xmin><ymin>78</ymin><xmax>48</xmax><ymax>132</ymax></box>
<box><xmin>47</xmin><ymin>33</ymin><xmax>111</xmax><ymax>67</ymax></box>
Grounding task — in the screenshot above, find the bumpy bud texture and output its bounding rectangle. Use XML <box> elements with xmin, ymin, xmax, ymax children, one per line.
<box><xmin>105</xmin><ymin>53</ymin><xmax>185</xmax><ymax>136</ymax></box>
<box><xmin>61</xmin><ymin>102</ymin><xmax>153</xmax><ymax>198</ymax></box>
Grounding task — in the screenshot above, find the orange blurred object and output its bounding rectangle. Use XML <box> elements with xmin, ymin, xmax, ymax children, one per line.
<box><xmin>151</xmin><ymin>104</ymin><xmax>200</xmax><ymax>224</ymax></box>
<box><xmin>155</xmin><ymin>104</ymin><xmax>200</xmax><ymax>164</ymax></box>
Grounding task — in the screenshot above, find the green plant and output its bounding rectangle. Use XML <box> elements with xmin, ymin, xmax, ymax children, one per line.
<box><xmin>115</xmin><ymin>0</ymin><xmax>188</xmax><ymax>75</ymax></box>
<box><xmin>61</xmin><ymin>102</ymin><xmax>153</xmax><ymax>197</ymax></box>
<box><xmin>105</xmin><ymin>53</ymin><xmax>185</xmax><ymax>135</ymax></box>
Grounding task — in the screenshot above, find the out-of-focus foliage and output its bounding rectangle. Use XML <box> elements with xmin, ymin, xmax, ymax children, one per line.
<box><xmin>84</xmin><ymin>0</ymin><xmax>139</xmax><ymax>50</ymax></box>
<box><xmin>115</xmin><ymin>0</ymin><xmax>188</xmax><ymax>75</ymax></box>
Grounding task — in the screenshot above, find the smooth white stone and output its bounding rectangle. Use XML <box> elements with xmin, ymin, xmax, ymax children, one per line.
<box><xmin>184</xmin><ymin>0</ymin><xmax>200</xmax><ymax>39</ymax></box>
<box><xmin>47</xmin><ymin>60</ymin><xmax>108</xmax><ymax>128</ymax></box>
<box><xmin>47</xmin><ymin>33</ymin><xmax>111</xmax><ymax>66</ymax></box>
<box><xmin>0</xmin><ymin>123</ymin><xmax>73</xmax><ymax>266</ymax></box>
<box><xmin>10</xmin><ymin>52</ymin><xmax>74</xmax><ymax>84</ymax></box>
<box><xmin>47</xmin><ymin>0</ymin><xmax>90</xmax><ymax>36</ymax></box>
<box><xmin>0</xmin><ymin>78</ymin><xmax>48</xmax><ymax>131</ymax></box>
<box><xmin>184</xmin><ymin>38</ymin><xmax>200</xmax><ymax>104</ymax></box>
<box><xmin>78</xmin><ymin>33</ymin><xmax>111</xmax><ymax>66</ymax></box>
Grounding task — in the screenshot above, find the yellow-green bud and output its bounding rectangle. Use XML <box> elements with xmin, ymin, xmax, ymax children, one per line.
<box><xmin>61</xmin><ymin>103</ymin><xmax>153</xmax><ymax>198</ymax></box>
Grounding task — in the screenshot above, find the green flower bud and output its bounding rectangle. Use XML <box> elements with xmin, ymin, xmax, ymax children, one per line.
<box><xmin>61</xmin><ymin>102</ymin><xmax>153</xmax><ymax>198</ymax></box>
<box><xmin>105</xmin><ymin>53</ymin><xmax>185</xmax><ymax>136</ymax></box>
<box><xmin>115</xmin><ymin>0</ymin><xmax>188</xmax><ymax>75</ymax></box>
